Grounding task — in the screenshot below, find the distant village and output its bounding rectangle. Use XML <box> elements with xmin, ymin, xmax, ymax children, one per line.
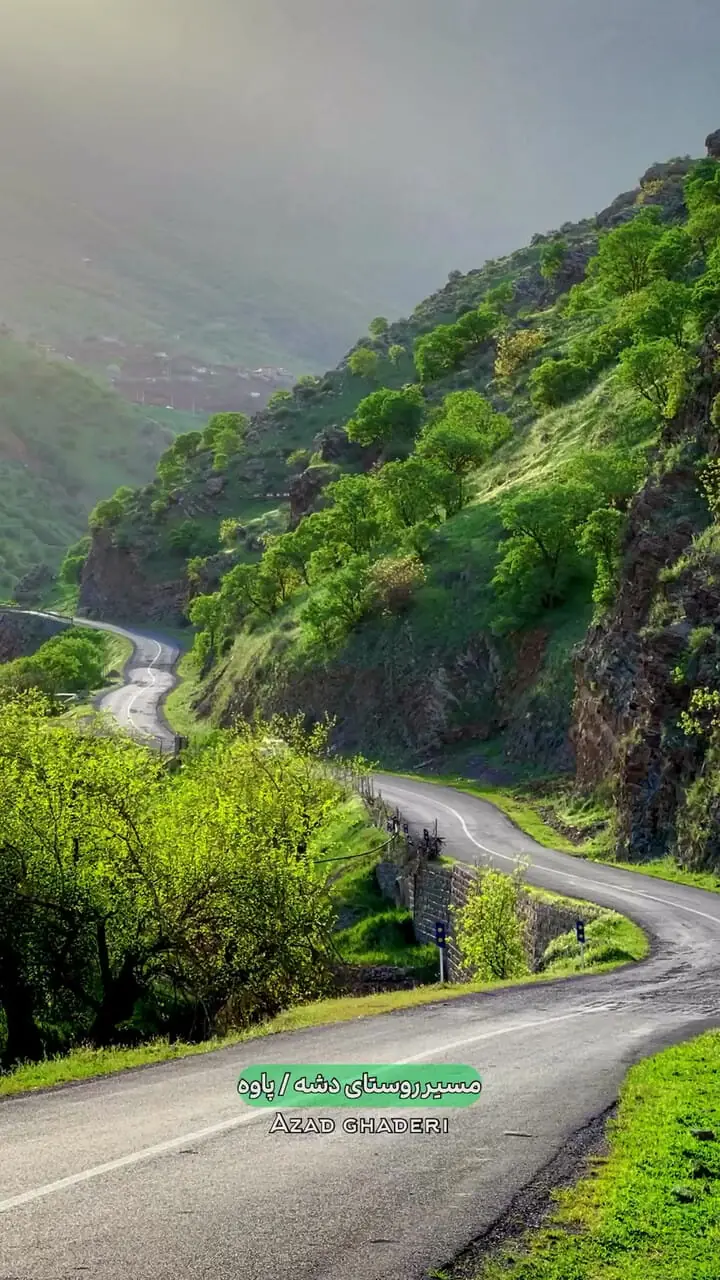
<box><xmin>30</xmin><ymin>332</ymin><xmax>297</xmax><ymax>415</ymax></box>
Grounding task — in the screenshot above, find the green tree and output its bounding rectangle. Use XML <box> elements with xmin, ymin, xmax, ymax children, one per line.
<box><xmin>453</xmin><ymin>866</ymin><xmax>529</xmax><ymax>981</ymax></box>
<box><xmin>348</xmin><ymin>347</ymin><xmax>380</xmax><ymax>380</ymax></box>
<box><xmin>59</xmin><ymin>536</ymin><xmax>91</xmax><ymax>585</ymax></box>
<box><xmin>267</xmin><ymin>388</ymin><xmax>293</xmax><ymax>410</ymax></box>
<box><xmin>157</xmin><ymin>431</ymin><xmax>203</xmax><ymax>489</ymax></box>
<box><xmin>416</xmin><ymin>391</ymin><xmax>511</xmax><ymax>513</ymax></box>
<box><xmin>88</xmin><ymin>486</ymin><xmax>134</xmax><ymax>531</ymax></box>
<box><xmin>578</xmin><ymin>506</ymin><xmax>627</xmax><ymax>615</ymax></box>
<box><xmin>617</xmin><ymin>338</ymin><xmax>698</xmax><ymax>418</ymax></box>
<box><xmin>413</xmin><ymin>323</ymin><xmax>466</xmax><ymax>382</ymax></box>
<box><xmin>322</xmin><ymin>474</ymin><xmax>384</xmax><ymax>556</ymax></box>
<box><xmin>388</xmin><ymin>344</ymin><xmax>406</xmax><ymax>365</ymax></box>
<box><xmin>374</xmin><ymin>456</ymin><xmax>450</xmax><ymax>529</ymax></box>
<box><xmin>493</xmin><ymin>481</ymin><xmax>597</xmax><ymax>612</ymax></box>
<box><xmin>587</xmin><ymin>209</ymin><xmax>665</xmax><ymax>296</ymax></box>
<box><xmin>529</xmin><ymin>358</ymin><xmax>590</xmax><ymax>411</ymax></box>
<box><xmin>302</xmin><ymin>556</ymin><xmax>373</xmax><ymax>654</ymax></box>
<box><xmin>647</xmin><ymin>226</ymin><xmax>697</xmax><ymax>281</ymax></box>
<box><xmin>618</xmin><ymin>280</ymin><xmax>694</xmax><ymax>345</ymax></box>
<box><xmin>540</xmin><ymin>239</ymin><xmax>568</xmax><ymax>280</ymax></box>
<box><xmin>201</xmin><ymin>412</ymin><xmax>248</xmax><ymax>471</ymax></box>
<box><xmin>368</xmin><ymin>316</ymin><xmax>389</xmax><ymax>339</ymax></box>
<box><xmin>346</xmin><ymin>385</ymin><xmax>425</xmax><ymax>447</ymax></box>
<box><xmin>454</xmin><ymin>303</ymin><xmax>498</xmax><ymax>345</ymax></box>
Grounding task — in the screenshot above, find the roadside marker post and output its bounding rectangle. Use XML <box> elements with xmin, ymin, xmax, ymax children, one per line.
<box><xmin>435</xmin><ymin>921</ymin><xmax>447</xmax><ymax>983</ymax></box>
<box><xmin>575</xmin><ymin>919</ymin><xmax>585</xmax><ymax>969</ymax></box>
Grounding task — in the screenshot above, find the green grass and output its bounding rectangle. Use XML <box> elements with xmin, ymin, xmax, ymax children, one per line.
<box><xmin>471</xmin><ymin>1030</ymin><xmax>720</xmax><ymax>1280</ymax></box>
<box><xmin>102</xmin><ymin>632</ymin><xmax>134</xmax><ymax>682</ymax></box>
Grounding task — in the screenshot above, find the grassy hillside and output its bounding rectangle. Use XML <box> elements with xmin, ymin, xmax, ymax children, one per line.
<box><xmin>0</xmin><ymin>332</ymin><xmax>177</xmax><ymax>594</ymax></box>
<box><xmin>75</xmin><ymin>138</ymin><xmax>720</xmax><ymax>879</ymax></box>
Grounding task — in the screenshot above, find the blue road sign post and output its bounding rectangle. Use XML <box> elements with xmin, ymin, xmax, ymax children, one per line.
<box><xmin>575</xmin><ymin>920</ymin><xmax>585</xmax><ymax>968</ymax></box>
<box><xmin>435</xmin><ymin>922</ymin><xmax>447</xmax><ymax>983</ymax></box>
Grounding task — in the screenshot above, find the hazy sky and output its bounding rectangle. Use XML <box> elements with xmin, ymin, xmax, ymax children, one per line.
<box><xmin>1</xmin><ymin>0</ymin><xmax>719</xmax><ymax>355</ymax></box>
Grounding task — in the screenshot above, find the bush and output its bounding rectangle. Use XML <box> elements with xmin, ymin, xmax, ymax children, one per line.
<box><xmin>453</xmin><ymin>867</ymin><xmax>529</xmax><ymax>981</ymax></box>
<box><xmin>494</xmin><ymin>328</ymin><xmax>546</xmax><ymax>380</ymax></box>
<box><xmin>529</xmin><ymin>358</ymin><xmax>591</xmax><ymax>411</ymax></box>
<box><xmin>368</xmin><ymin>554</ymin><xmax>426</xmax><ymax>614</ymax></box>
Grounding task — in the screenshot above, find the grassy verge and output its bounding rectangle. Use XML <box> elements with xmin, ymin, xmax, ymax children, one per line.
<box><xmin>103</xmin><ymin>632</ymin><xmax>134</xmax><ymax>682</ymax></box>
<box><xmin>163</xmin><ymin>650</ymin><xmax>212</xmax><ymax>740</ymax></box>
<box><xmin>469</xmin><ymin>1030</ymin><xmax>720</xmax><ymax>1280</ymax></box>
<box><xmin>403</xmin><ymin>773</ymin><xmax>720</xmax><ymax>895</ymax></box>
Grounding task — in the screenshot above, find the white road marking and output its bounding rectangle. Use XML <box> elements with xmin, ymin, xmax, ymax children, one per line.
<box><xmin>124</xmin><ymin>638</ymin><xmax>163</xmax><ymax>731</ymax></box>
<box><xmin>380</xmin><ymin>784</ymin><xmax>720</xmax><ymax>928</ymax></box>
<box><xmin>0</xmin><ymin>1006</ymin><xmax>631</xmax><ymax>1213</ymax></box>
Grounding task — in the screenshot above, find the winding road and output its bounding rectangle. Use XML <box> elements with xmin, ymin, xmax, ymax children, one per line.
<box><xmin>1</xmin><ymin>620</ymin><xmax>719</xmax><ymax>1280</ymax></box>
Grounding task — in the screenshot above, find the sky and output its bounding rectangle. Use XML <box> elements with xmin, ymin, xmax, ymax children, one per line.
<box><xmin>0</xmin><ymin>0</ymin><xmax>719</xmax><ymax>359</ymax></box>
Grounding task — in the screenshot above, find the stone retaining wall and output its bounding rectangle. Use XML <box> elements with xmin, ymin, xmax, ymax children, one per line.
<box><xmin>376</xmin><ymin>856</ymin><xmax>598</xmax><ymax>981</ymax></box>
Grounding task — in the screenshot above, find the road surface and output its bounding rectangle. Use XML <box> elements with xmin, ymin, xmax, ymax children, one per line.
<box><xmin>2</xmin><ymin>744</ymin><xmax>720</xmax><ymax>1279</ymax></box>
<box><xmin>8</xmin><ymin>609</ymin><xmax>180</xmax><ymax>750</ymax></box>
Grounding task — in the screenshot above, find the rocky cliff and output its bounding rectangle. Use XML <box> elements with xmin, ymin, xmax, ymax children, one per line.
<box><xmin>573</xmin><ymin>324</ymin><xmax>720</xmax><ymax>865</ymax></box>
<box><xmin>0</xmin><ymin>611</ymin><xmax>66</xmax><ymax>662</ymax></box>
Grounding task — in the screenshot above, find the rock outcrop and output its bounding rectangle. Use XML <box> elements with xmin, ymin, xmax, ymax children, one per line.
<box><xmin>573</xmin><ymin>325</ymin><xmax>720</xmax><ymax>862</ymax></box>
<box><xmin>0</xmin><ymin>610</ymin><xmax>66</xmax><ymax>662</ymax></box>
<box><xmin>706</xmin><ymin>129</ymin><xmax>720</xmax><ymax>159</ymax></box>
<box><xmin>78</xmin><ymin>529</ymin><xmax>188</xmax><ymax>626</ymax></box>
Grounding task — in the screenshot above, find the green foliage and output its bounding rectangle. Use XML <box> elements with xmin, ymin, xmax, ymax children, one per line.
<box><xmin>168</xmin><ymin>519</ymin><xmax>219</xmax><ymax>557</ymax></box>
<box><xmin>368</xmin><ymin>316</ymin><xmax>389</xmax><ymax>339</ymax></box>
<box><xmin>539</xmin><ymin>239</ymin><xmax>568</xmax><ymax>280</ymax></box>
<box><xmin>0</xmin><ymin>701</ymin><xmax>344</xmax><ymax>1064</ymax></box>
<box><xmin>618</xmin><ymin>338</ymin><xmax>699</xmax><ymax>418</ymax></box>
<box><xmin>266</xmin><ymin>388</ymin><xmax>293</xmax><ymax>410</ymax></box>
<box><xmin>59</xmin><ymin>536</ymin><xmax>91</xmax><ymax>586</ymax></box>
<box><xmin>416</xmin><ymin>390</ymin><xmax>511</xmax><ymax>513</ymax></box>
<box><xmin>494</xmin><ymin>327</ymin><xmax>546</xmax><ymax>380</ymax></box>
<box><xmin>453</xmin><ymin>865</ymin><xmax>529</xmax><ymax>980</ymax></box>
<box><xmin>529</xmin><ymin>358</ymin><xmax>591</xmax><ymax>411</ymax></box>
<box><xmin>0</xmin><ymin>628</ymin><xmax>107</xmax><ymax>698</ymax></box>
<box><xmin>346</xmin><ymin>385</ymin><xmax>425</xmax><ymax>447</ymax></box>
<box><xmin>617</xmin><ymin>279</ymin><xmax>694</xmax><ymax>345</ymax></box>
<box><xmin>646</xmin><ymin>225</ymin><xmax>697</xmax><ymax>281</ymax></box>
<box><xmin>302</xmin><ymin>555</ymin><xmax>374</xmax><ymax>655</ymax></box>
<box><xmin>577</xmin><ymin>506</ymin><xmax>627</xmax><ymax>615</ymax></box>
<box><xmin>413</xmin><ymin>322</ymin><xmax>466</xmax><ymax>382</ymax></box>
<box><xmin>367</xmin><ymin>554</ymin><xmax>426</xmax><ymax>614</ymax></box>
<box><xmin>200</xmin><ymin>412</ymin><xmax>248</xmax><ymax>471</ymax></box>
<box><xmin>88</xmin><ymin>486</ymin><xmax>134</xmax><ymax>530</ymax></box>
<box><xmin>156</xmin><ymin>431</ymin><xmax>203</xmax><ymax>490</ymax></box>
<box><xmin>493</xmin><ymin>480</ymin><xmax>598</xmax><ymax>615</ymax></box>
<box><xmin>413</xmin><ymin>304</ymin><xmax>497</xmax><ymax>382</ymax></box>
<box><xmin>388</xmin><ymin>344</ymin><xmax>406</xmax><ymax>365</ymax></box>
<box><xmin>348</xmin><ymin>347</ymin><xmax>380</xmax><ymax>379</ymax></box>
<box><xmin>587</xmin><ymin>208</ymin><xmax>665</xmax><ymax>296</ymax></box>
<box><xmin>374</xmin><ymin>456</ymin><xmax>450</xmax><ymax>529</ymax></box>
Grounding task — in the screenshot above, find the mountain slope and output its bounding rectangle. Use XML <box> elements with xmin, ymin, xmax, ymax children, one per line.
<box><xmin>75</xmin><ymin>134</ymin><xmax>720</xmax><ymax>879</ymax></box>
<box><xmin>0</xmin><ymin>332</ymin><xmax>176</xmax><ymax>594</ymax></box>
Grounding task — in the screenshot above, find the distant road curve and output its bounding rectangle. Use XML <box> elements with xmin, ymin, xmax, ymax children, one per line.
<box><xmin>5</xmin><ymin>609</ymin><xmax>181</xmax><ymax>750</ymax></box>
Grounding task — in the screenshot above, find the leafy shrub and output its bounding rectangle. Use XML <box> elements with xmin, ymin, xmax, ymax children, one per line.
<box><xmin>529</xmin><ymin>358</ymin><xmax>591</xmax><ymax>411</ymax></box>
<box><xmin>494</xmin><ymin>328</ymin><xmax>546</xmax><ymax>380</ymax></box>
<box><xmin>453</xmin><ymin>866</ymin><xmax>529</xmax><ymax>980</ymax></box>
<box><xmin>368</xmin><ymin>554</ymin><xmax>426</xmax><ymax>614</ymax></box>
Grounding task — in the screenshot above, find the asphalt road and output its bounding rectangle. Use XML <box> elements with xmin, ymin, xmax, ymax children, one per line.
<box><xmin>2</xmin><ymin>637</ymin><xmax>720</xmax><ymax>1279</ymax></box>
<box><xmin>10</xmin><ymin>609</ymin><xmax>180</xmax><ymax>750</ymax></box>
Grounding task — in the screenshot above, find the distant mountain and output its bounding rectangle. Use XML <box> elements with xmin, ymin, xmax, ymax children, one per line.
<box><xmin>0</xmin><ymin>171</ymin><xmax>417</xmax><ymax>375</ymax></box>
<box><xmin>0</xmin><ymin>330</ymin><xmax>177</xmax><ymax>594</ymax></box>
